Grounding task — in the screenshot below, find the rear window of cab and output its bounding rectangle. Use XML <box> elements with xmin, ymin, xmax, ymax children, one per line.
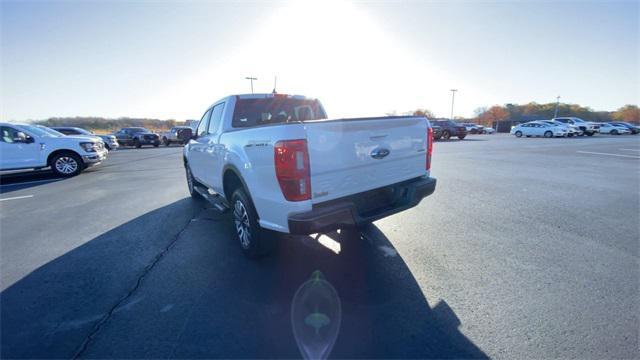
<box><xmin>232</xmin><ymin>98</ymin><xmax>327</xmax><ymax>128</ymax></box>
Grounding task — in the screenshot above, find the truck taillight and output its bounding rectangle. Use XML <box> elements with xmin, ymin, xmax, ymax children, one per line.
<box><xmin>274</xmin><ymin>139</ymin><xmax>311</xmax><ymax>201</ymax></box>
<box><xmin>426</xmin><ymin>127</ymin><xmax>433</xmax><ymax>170</ymax></box>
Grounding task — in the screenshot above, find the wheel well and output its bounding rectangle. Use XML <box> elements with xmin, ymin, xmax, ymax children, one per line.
<box><xmin>223</xmin><ymin>169</ymin><xmax>244</xmax><ymax>201</ymax></box>
<box><xmin>47</xmin><ymin>150</ymin><xmax>81</xmax><ymax>166</ymax></box>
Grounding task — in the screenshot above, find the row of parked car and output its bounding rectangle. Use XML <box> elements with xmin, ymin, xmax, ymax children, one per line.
<box><xmin>510</xmin><ymin>117</ymin><xmax>640</xmax><ymax>138</ymax></box>
<box><xmin>429</xmin><ymin>120</ymin><xmax>496</xmax><ymax>140</ymax></box>
<box><xmin>0</xmin><ymin>123</ymin><xmax>195</xmax><ymax>177</ymax></box>
<box><xmin>52</xmin><ymin>126</ymin><xmax>194</xmax><ymax>149</ymax></box>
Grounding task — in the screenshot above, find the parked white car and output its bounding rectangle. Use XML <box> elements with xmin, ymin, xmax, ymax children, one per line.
<box><xmin>598</xmin><ymin>123</ymin><xmax>630</xmax><ymax>135</ymax></box>
<box><xmin>52</xmin><ymin>127</ymin><xmax>119</xmax><ymax>151</ymax></box>
<box><xmin>540</xmin><ymin>120</ymin><xmax>581</xmax><ymax>137</ymax></box>
<box><xmin>183</xmin><ymin>93</ymin><xmax>437</xmax><ymax>258</ymax></box>
<box><xmin>511</xmin><ymin>122</ymin><xmax>568</xmax><ymax>138</ymax></box>
<box><xmin>0</xmin><ymin>123</ymin><xmax>107</xmax><ymax>176</ymax></box>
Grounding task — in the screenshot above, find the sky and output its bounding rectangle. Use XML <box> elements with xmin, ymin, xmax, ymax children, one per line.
<box><xmin>1</xmin><ymin>0</ymin><xmax>638</xmax><ymax>121</ymax></box>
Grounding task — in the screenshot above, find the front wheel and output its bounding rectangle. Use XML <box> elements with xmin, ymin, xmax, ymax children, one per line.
<box><xmin>586</xmin><ymin>132</ymin><xmax>594</xmax><ymax>137</ymax></box>
<box><xmin>232</xmin><ymin>188</ymin><xmax>272</xmax><ymax>258</ymax></box>
<box><xmin>134</xmin><ymin>138</ymin><xmax>142</xmax><ymax>148</ymax></box>
<box><xmin>544</xmin><ymin>131</ymin><xmax>553</xmax><ymax>138</ymax></box>
<box><xmin>442</xmin><ymin>131</ymin><xmax>451</xmax><ymax>140</ymax></box>
<box><xmin>458</xmin><ymin>135</ymin><xmax>466</xmax><ymax>140</ymax></box>
<box><xmin>163</xmin><ymin>137</ymin><xmax>170</xmax><ymax>146</ymax></box>
<box><xmin>51</xmin><ymin>152</ymin><xmax>83</xmax><ymax>177</ymax></box>
<box><xmin>611</xmin><ymin>130</ymin><xmax>618</xmax><ymax>135</ymax></box>
<box><xmin>568</xmin><ymin>133</ymin><xmax>574</xmax><ymax>137</ymax></box>
<box><xmin>515</xmin><ymin>131</ymin><xmax>523</xmax><ymax>137</ymax></box>
<box><xmin>153</xmin><ymin>142</ymin><xmax>160</xmax><ymax>147</ymax></box>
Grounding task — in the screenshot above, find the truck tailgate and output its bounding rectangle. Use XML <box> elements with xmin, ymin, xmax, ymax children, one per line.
<box><xmin>305</xmin><ymin>116</ymin><xmax>428</xmax><ymax>203</ymax></box>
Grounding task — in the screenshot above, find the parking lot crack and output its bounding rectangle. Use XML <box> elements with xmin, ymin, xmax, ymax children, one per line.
<box><xmin>71</xmin><ymin>212</ymin><xmax>198</xmax><ymax>359</ymax></box>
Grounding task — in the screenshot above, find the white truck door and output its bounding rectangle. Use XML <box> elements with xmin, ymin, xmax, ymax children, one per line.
<box><xmin>0</xmin><ymin>126</ymin><xmax>42</xmax><ymax>170</ymax></box>
<box><xmin>189</xmin><ymin>109</ymin><xmax>212</xmax><ymax>183</ymax></box>
<box><xmin>200</xmin><ymin>102</ymin><xmax>226</xmax><ymax>193</ymax></box>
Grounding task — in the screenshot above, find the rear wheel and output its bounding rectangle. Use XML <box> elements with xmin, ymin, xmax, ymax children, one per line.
<box><xmin>586</xmin><ymin>132</ymin><xmax>594</xmax><ymax>136</ymax></box>
<box><xmin>442</xmin><ymin>131</ymin><xmax>451</xmax><ymax>140</ymax></box>
<box><xmin>232</xmin><ymin>188</ymin><xmax>273</xmax><ymax>258</ymax></box>
<box><xmin>134</xmin><ymin>138</ymin><xmax>141</xmax><ymax>148</ymax></box>
<box><xmin>185</xmin><ymin>164</ymin><xmax>201</xmax><ymax>199</ymax></box>
<box><xmin>458</xmin><ymin>135</ymin><xmax>466</xmax><ymax>140</ymax></box>
<box><xmin>544</xmin><ymin>131</ymin><xmax>553</xmax><ymax>138</ymax></box>
<box><xmin>51</xmin><ymin>152</ymin><xmax>83</xmax><ymax>177</ymax></box>
<box><xmin>611</xmin><ymin>129</ymin><xmax>618</xmax><ymax>135</ymax></box>
<box><xmin>515</xmin><ymin>131</ymin><xmax>523</xmax><ymax>137</ymax></box>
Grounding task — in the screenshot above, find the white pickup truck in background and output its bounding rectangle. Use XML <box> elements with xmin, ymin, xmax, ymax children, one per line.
<box><xmin>183</xmin><ymin>94</ymin><xmax>436</xmax><ymax>258</ymax></box>
<box><xmin>0</xmin><ymin>123</ymin><xmax>108</xmax><ymax>177</ymax></box>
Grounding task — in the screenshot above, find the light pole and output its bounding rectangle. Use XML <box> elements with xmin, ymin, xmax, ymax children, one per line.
<box><xmin>245</xmin><ymin>77</ymin><xmax>257</xmax><ymax>94</ymax></box>
<box><xmin>450</xmin><ymin>89</ymin><xmax>458</xmax><ymax>120</ymax></box>
<box><xmin>553</xmin><ymin>95</ymin><xmax>561</xmax><ymax>118</ymax></box>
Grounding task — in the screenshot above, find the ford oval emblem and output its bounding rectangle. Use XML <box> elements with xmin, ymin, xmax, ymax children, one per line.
<box><xmin>370</xmin><ymin>147</ymin><xmax>390</xmax><ymax>159</ymax></box>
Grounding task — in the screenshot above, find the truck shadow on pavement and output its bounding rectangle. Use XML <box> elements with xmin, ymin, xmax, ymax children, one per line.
<box><xmin>0</xmin><ymin>170</ymin><xmax>63</xmax><ymax>193</ymax></box>
<box><xmin>0</xmin><ymin>199</ymin><xmax>487</xmax><ymax>359</ymax></box>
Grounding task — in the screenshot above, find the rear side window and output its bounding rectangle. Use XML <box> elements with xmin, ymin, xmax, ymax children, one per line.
<box><xmin>197</xmin><ymin>109</ymin><xmax>212</xmax><ymax>136</ymax></box>
<box><xmin>207</xmin><ymin>103</ymin><xmax>225</xmax><ymax>134</ymax></box>
<box><xmin>232</xmin><ymin>97</ymin><xmax>327</xmax><ymax>128</ymax></box>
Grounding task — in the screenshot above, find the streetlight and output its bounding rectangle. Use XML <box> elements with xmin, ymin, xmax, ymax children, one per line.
<box><xmin>450</xmin><ymin>89</ymin><xmax>458</xmax><ymax>120</ymax></box>
<box><xmin>554</xmin><ymin>95</ymin><xmax>561</xmax><ymax>118</ymax></box>
<box><xmin>245</xmin><ymin>77</ymin><xmax>257</xmax><ymax>94</ymax></box>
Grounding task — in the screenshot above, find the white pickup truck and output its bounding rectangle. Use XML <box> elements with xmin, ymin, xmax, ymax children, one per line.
<box><xmin>0</xmin><ymin>123</ymin><xmax>108</xmax><ymax>177</ymax></box>
<box><xmin>183</xmin><ymin>94</ymin><xmax>436</xmax><ymax>258</ymax></box>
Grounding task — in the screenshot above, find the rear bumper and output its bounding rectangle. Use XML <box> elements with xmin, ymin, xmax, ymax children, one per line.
<box><xmin>288</xmin><ymin>176</ymin><xmax>437</xmax><ymax>235</ymax></box>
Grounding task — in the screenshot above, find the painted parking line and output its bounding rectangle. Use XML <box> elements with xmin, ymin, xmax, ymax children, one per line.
<box><xmin>619</xmin><ymin>148</ymin><xmax>640</xmax><ymax>152</ymax></box>
<box><xmin>0</xmin><ymin>195</ymin><xmax>34</xmax><ymax>202</ymax></box>
<box><xmin>576</xmin><ymin>151</ymin><xmax>640</xmax><ymax>159</ymax></box>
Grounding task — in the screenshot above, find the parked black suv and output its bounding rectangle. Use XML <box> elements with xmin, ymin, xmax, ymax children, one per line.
<box><xmin>114</xmin><ymin>127</ymin><xmax>160</xmax><ymax>148</ymax></box>
<box><xmin>432</xmin><ymin>120</ymin><xmax>467</xmax><ymax>140</ymax></box>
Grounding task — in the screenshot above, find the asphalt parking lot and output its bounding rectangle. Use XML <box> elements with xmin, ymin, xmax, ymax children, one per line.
<box><xmin>1</xmin><ymin>134</ymin><xmax>638</xmax><ymax>359</ymax></box>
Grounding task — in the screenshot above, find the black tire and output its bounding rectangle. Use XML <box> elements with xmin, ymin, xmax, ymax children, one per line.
<box><xmin>163</xmin><ymin>137</ymin><xmax>170</xmax><ymax>146</ymax></box>
<box><xmin>134</xmin><ymin>138</ymin><xmax>142</xmax><ymax>148</ymax></box>
<box><xmin>515</xmin><ymin>131</ymin><xmax>523</xmax><ymax>137</ymax></box>
<box><xmin>544</xmin><ymin>131</ymin><xmax>553</xmax><ymax>138</ymax></box>
<box><xmin>105</xmin><ymin>143</ymin><xmax>111</xmax><ymax>151</ymax></box>
<box><xmin>458</xmin><ymin>135</ymin><xmax>466</xmax><ymax>140</ymax></box>
<box><xmin>586</xmin><ymin>132</ymin><xmax>594</xmax><ymax>137</ymax></box>
<box><xmin>50</xmin><ymin>152</ymin><xmax>83</xmax><ymax>177</ymax></box>
<box><xmin>231</xmin><ymin>187</ymin><xmax>272</xmax><ymax>258</ymax></box>
<box><xmin>470</xmin><ymin>129</ymin><xmax>477</xmax><ymax>134</ymax></box>
<box><xmin>611</xmin><ymin>130</ymin><xmax>618</xmax><ymax>135</ymax></box>
<box><xmin>568</xmin><ymin>133</ymin><xmax>574</xmax><ymax>137</ymax></box>
<box><xmin>442</xmin><ymin>131</ymin><xmax>451</xmax><ymax>140</ymax></box>
<box><xmin>153</xmin><ymin>142</ymin><xmax>160</xmax><ymax>147</ymax></box>
<box><xmin>185</xmin><ymin>164</ymin><xmax>201</xmax><ymax>199</ymax></box>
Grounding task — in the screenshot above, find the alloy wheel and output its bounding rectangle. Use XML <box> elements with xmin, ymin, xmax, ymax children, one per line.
<box><xmin>233</xmin><ymin>200</ymin><xmax>251</xmax><ymax>249</ymax></box>
<box><xmin>55</xmin><ymin>156</ymin><xmax>78</xmax><ymax>175</ymax></box>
